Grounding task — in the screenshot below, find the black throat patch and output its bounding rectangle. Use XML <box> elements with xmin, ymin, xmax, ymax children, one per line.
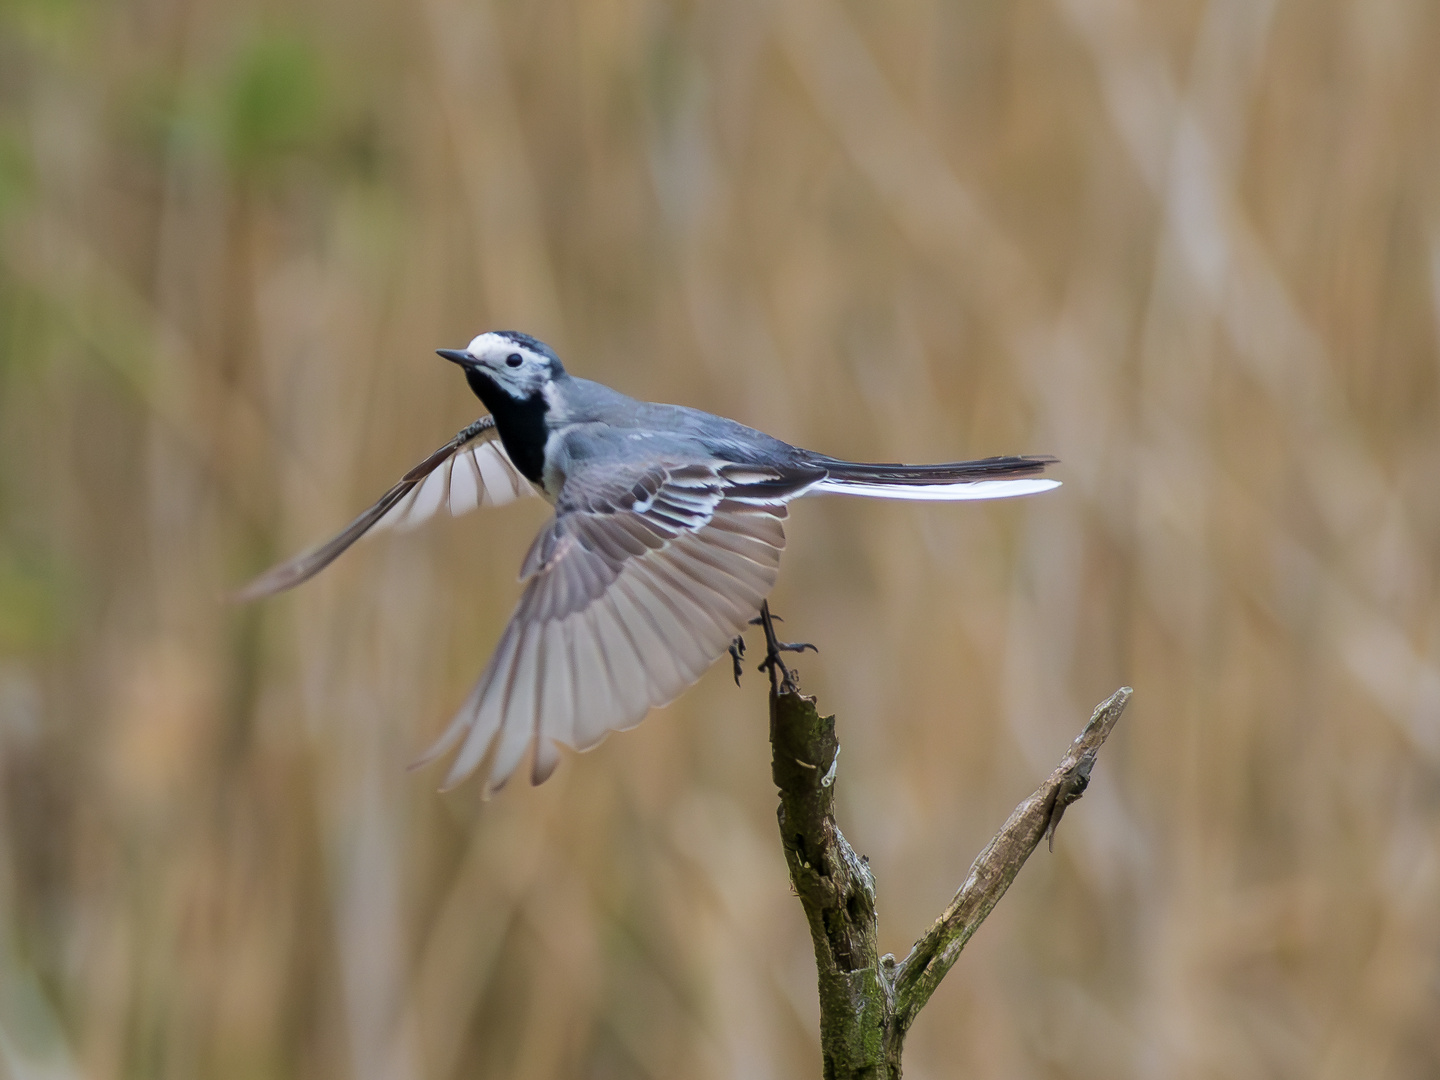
<box><xmin>463</xmin><ymin>368</ymin><xmax>549</xmax><ymax>484</ymax></box>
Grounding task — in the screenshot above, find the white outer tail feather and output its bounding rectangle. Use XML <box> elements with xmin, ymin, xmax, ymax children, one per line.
<box><xmin>811</xmin><ymin>477</ymin><xmax>1061</xmax><ymax>501</ymax></box>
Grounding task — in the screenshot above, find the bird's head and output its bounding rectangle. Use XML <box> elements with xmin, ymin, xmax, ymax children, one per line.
<box><xmin>438</xmin><ymin>331</ymin><xmax>565</xmax><ymax>406</ymax></box>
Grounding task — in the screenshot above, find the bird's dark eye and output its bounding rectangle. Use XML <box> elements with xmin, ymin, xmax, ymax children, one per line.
<box><xmin>506</xmin><ymin>353</ymin><xmax>524</xmax><ymax>368</ymax></box>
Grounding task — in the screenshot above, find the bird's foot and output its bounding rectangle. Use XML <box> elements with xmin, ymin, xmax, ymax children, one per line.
<box><xmin>729</xmin><ymin>635</ymin><xmax>746</xmax><ymax>686</ymax></box>
<box><xmin>755</xmin><ymin>600</ymin><xmax>816</xmax><ymax>695</ymax></box>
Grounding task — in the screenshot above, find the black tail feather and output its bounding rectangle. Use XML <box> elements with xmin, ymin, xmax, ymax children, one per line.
<box><xmin>809</xmin><ymin>454</ymin><xmax>1056</xmax><ymax>485</ymax></box>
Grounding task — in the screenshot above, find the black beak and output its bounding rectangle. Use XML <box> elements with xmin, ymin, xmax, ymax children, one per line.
<box><xmin>437</xmin><ymin>349</ymin><xmax>473</xmax><ymax>366</ymax></box>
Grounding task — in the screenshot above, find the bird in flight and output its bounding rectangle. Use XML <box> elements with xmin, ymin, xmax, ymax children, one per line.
<box><xmin>238</xmin><ymin>332</ymin><xmax>1059</xmax><ymax>794</ymax></box>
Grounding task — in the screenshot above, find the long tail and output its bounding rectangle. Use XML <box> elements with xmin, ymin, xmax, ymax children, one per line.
<box><xmin>807</xmin><ymin>454</ymin><xmax>1059</xmax><ymax>501</ymax></box>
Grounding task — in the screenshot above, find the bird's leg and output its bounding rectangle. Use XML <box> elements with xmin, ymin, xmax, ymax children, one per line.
<box><xmin>755</xmin><ymin>599</ymin><xmax>816</xmax><ymax>695</ymax></box>
<box><xmin>729</xmin><ymin>635</ymin><xmax>746</xmax><ymax>686</ymax></box>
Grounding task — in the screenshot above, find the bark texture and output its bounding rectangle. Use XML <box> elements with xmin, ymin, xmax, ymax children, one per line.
<box><xmin>769</xmin><ymin>686</ymin><xmax>1132</xmax><ymax>1078</ymax></box>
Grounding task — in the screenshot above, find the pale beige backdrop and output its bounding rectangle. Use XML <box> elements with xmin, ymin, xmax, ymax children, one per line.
<box><xmin>1</xmin><ymin>0</ymin><xmax>1438</xmax><ymax>1076</ymax></box>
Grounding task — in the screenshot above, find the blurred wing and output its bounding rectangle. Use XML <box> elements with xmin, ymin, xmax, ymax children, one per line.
<box><xmin>235</xmin><ymin>416</ymin><xmax>537</xmax><ymax>601</ymax></box>
<box><xmin>367</xmin><ymin>419</ymin><xmax>537</xmax><ymax>532</ymax></box>
<box><xmin>413</xmin><ymin>460</ymin><xmax>825</xmax><ymax>794</ymax></box>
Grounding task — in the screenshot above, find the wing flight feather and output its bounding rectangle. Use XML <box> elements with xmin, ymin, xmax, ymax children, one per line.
<box><xmin>234</xmin><ymin>416</ymin><xmax>537</xmax><ymax>601</ymax></box>
<box><xmin>413</xmin><ymin>459</ymin><xmax>825</xmax><ymax>794</ymax></box>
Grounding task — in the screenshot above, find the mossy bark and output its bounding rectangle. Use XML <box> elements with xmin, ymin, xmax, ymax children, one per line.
<box><xmin>771</xmin><ymin>690</ymin><xmax>894</xmax><ymax>1077</ymax></box>
<box><xmin>768</xmin><ymin>685</ymin><xmax>1131</xmax><ymax>1078</ymax></box>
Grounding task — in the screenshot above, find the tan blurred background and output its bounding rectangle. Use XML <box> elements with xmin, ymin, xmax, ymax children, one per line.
<box><xmin>1</xmin><ymin>0</ymin><xmax>1438</xmax><ymax>1076</ymax></box>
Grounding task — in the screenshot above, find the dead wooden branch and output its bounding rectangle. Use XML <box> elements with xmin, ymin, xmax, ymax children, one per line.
<box><xmin>770</xmin><ymin>684</ymin><xmax>1132</xmax><ymax>1078</ymax></box>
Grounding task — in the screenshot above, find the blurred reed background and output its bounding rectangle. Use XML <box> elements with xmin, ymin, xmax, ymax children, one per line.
<box><xmin>1</xmin><ymin>0</ymin><xmax>1438</xmax><ymax>1076</ymax></box>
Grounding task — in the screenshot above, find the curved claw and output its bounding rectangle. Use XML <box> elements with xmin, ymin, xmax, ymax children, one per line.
<box><xmin>755</xmin><ymin>601</ymin><xmax>814</xmax><ymax>694</ymax></box>
<box><xmin>729</xmin><ymin>636</ymin><xmax>747</xmax><ymax>686</ymax></box>
<box><xmin>772</xmin><ymin>640</ymin><xmax>817</xmax><ymax>655</ymax></box>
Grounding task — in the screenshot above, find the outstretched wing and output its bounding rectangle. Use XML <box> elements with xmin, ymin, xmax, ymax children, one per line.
<box><xmin>413</xmin><ymin>460</ymin><xmax>826</xmax><ymax>794</ymax></box>
<box><xmin>235</xmin><ymin>416</ymin><xmax>538</xmax><ymax>601</ymax></box>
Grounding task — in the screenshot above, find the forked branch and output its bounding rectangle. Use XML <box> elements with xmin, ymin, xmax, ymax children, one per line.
<box><xmin>770</xmin><ymin>684</ymin><xmax>1131</xmax><ymax>1078</ymax></box>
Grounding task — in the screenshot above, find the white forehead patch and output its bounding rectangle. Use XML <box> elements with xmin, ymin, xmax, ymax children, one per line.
<box><xmin>467</xmin><ymin>332</ymin><xmax>502</xmax><ymax>354</ymax></box>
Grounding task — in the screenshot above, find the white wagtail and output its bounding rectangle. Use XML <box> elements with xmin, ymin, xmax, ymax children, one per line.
<box><xmin>239</xmin><ymin>331</ymin><xmax>1059</xmax><ymax>794</ymax></box>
